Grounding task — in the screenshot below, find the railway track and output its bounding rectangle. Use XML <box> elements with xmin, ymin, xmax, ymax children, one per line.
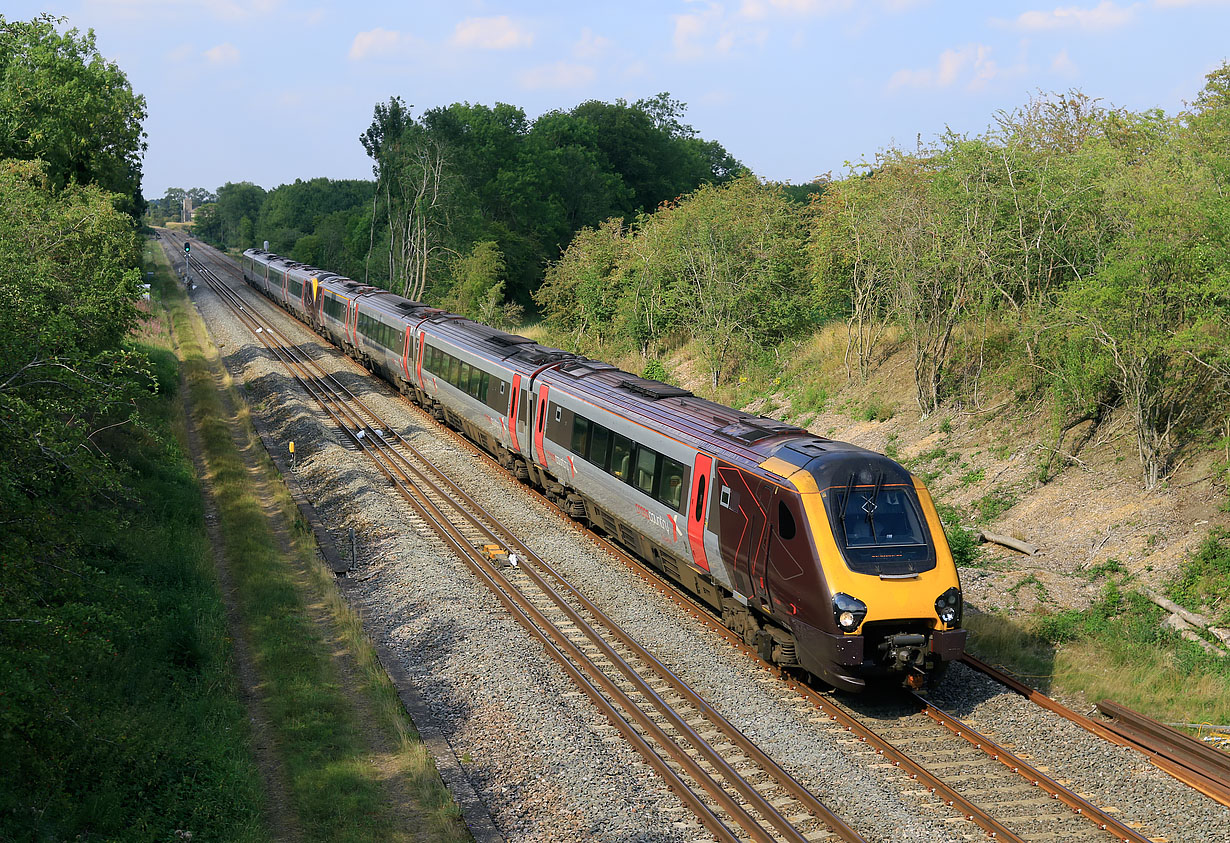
<box><xmin>174</xmin><ymin>237</ymin><xmax>862</xmax><ymax>843</ymax></box>
<box><xmin>168</xmin><ymin>236</ymin><xmax>1186</xmax><ymax>843</ymax></box>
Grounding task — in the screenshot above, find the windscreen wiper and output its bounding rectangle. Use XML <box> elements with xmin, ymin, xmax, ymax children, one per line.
<box><xmin>867</xmin><ymin>471</ymin><xmax>884</xmax><ymax>539</ymax></box>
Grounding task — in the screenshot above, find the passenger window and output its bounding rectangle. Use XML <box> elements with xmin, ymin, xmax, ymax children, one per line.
<box><xmin>611</xmin><ymin>434</ymin><xmax>633</xmax><ymax>481</ymax></box>
<box><xmin>778</xmin><ymin>500</ymin><xmax>797</xmax><ymax>541</ymax></box>
<box><xmin>469</xmin><ymin>366</ymin><xmax>481</xmax><ymax>397</ymax></box>
<box><xmin>458</xmin><ymin>362</ymin><xmax>471</xmax><ymax>390</ymax></box>
<box><xmin>571</xmin><ymin>416</ymin><xmax>589</xmax><ymax>455</ymax></box>
<box><xmin>449</xmin><ymin>356</ymin><xmax>461</xmax><ymax>386</ymax></box>
<box><xmin>658</xmin><ymin>457</ymin><xmax>686</xmax><ymax>510</ymax></box>
<box><xmin>479</xmin><ymin>371</ymin><xmax>489</xmax><ymax>401</ymax></box>
<box><xmin>633</xmin><ymin>447</ymin><xmax>658</xmax><ymax>496</ymax></box>
<box><xmin>588</xmin><ymin>424</ymin><xmax>611</xmax><ymax>470</ymax></box>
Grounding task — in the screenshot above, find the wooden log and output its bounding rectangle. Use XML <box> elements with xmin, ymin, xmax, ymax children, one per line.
<box><xmin>1163</xmin><ymin>614</ymin><xmax>1229</xmax><ymax>656</ymax></box>
<box><xmin>1143</xmin><ymin>587</ymin><xmax>1213</xmax><ymax>630</ymax></box>
<box><xmin>977</xmin><ymin>531</ymin><xmax>1039</xmax><ymax>556</ymax></box>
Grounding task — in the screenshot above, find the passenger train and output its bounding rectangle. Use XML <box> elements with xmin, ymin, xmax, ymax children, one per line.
<box><xmin>240</xmin><ymin>248</ymin><xmax>967</xmax><ymax>692</ymax></box>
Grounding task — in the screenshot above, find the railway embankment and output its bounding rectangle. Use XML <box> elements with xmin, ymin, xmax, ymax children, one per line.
<box><xmin>152</xmin><ymin>240</ymin><xmax>469</xmax><ymax>842</ymax></box>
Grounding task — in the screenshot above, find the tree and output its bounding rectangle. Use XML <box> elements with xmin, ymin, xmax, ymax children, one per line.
<box><xmin>0</xmin><ymin>15</ymin><xmax>147</xmax><ymax>216</ymax></box>
<box><xmin>211</xmin><ymin>181</ymin><xmax>265</xmax><ymax>248</ymax></box>
<box><xmin>1060</xmin><ymin>124</ymin><xmax>1229</xmax><ymax>488</ymax></box>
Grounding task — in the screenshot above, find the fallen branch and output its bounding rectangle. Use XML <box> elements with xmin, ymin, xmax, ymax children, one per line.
<box><xmin>1163</xmin><ymin>614</ymin><xmax>1229</xmax><ymax>657</ymax></box>
<box><xmin>1036</xmin><ymin>444</ymin><xmax>1087</xmax><ymax>468</ymax></box>
<box><xmin>1143</xmin><ymin>588</ymin><xmax>1213</xmax><ymax>630</ymax></box>
<box><xmin>978</xmin><ymin>531</ymin><xmax>1038</xmax><ymax>556</ymax></box>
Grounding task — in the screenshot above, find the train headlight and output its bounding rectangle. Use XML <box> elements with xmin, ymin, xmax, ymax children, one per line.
<box><xmin>935</xmin><ymin>587</ymin><xmax>962</xmax><ymax>626</ymax></box>
<box><xmin>832</xmin><ymin>593</ymin><xmax>867</xmax><ymax>632</ymax></box>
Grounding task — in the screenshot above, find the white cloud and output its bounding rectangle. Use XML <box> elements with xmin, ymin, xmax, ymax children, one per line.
<box><xmin>739</xmin><ymin>0</ymin><xmax>852</xmax><ymax>17</ymax></box>
<box><xmin>1013</xmin><ymin>1</ymin><xmax>1138</xmax><ymax>31</ymax></box>
<box><xmin>673</xmin><ymin>3</ymin><xmax>738</xmax><ymax>59</ymax></box>
<box><xmin>573</xmin><ymin>27</ymin><xmax>612</xmax><ymax>59</ymax></box>
<box><xmin>1051</xmin><ymin>48</ymin><xmax>1079</xmax><ymax>73</ymax></box>
<box><xmin>888</xmin><ymin>44</ymin><xmax>999</xmax><ymax>91</ymax></box>
<box><xmin>203</xmin><ymin>42</ymin><xmax>239</xmax><ymax>65</ymax></box>
<box><xmin>451</xmin><ymin>16</ymin><xmax>534</xmax><ymax>50</ymax></box>
<box><xmin>519</xmin><ymin>61</ymin><xmax>595</xmax><ymax>89</ymax></box>
<box><xmin>348</xmin><ymin>28</ymin><xmax>417</xmax><ymax>61</ymax></box>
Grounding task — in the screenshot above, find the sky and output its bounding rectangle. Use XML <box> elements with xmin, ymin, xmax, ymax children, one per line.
<box><xmin>11</xmin><ymin>0</ymin><xmax>1230</xmax><ymax>199</ymax></box>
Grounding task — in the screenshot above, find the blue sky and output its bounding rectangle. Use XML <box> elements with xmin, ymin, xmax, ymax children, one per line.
<box><xmin>13</xmin><ymin>0</ymin><xmax>1230</xmax><ymax>198</ymax></box>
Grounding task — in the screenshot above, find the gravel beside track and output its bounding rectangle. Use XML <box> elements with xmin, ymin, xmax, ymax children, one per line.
<box><xmin>932</xmin><ymin>661</ymin><xmax>1230</xmax><ymax>843</ymax></box>
<box><xmin>184</xmin><ymin>250</ymin><xmax>1229</xmax><ymax>843</ymax></box>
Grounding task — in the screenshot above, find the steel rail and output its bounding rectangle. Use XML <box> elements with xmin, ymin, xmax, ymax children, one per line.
<box><xmin>180</xmin><ymin>244</ymin><xmax>751</xmax><ymax>843</ymax></box>
<box><xmin>179</xmin><ymin>237</ymin><xmax>1166</xmax><ymax>842</ymax></box>
<box><xmin>910</xmin><ymin>693</ymin><xmax>1155</xmax><ymax>843</ymax></box>
<box><xmin>963</xmin><ymin>653</ymin><xmax>1230</xmax><ymax>808</ymax></box>
<box><xmin>179</xmin><ymin>239</ymin><xmax>861</xmax><ymax>843</ymax></box>
<box><xmin>1096</xmin><ymin>699</ymin><xmax>1230</xmax><ymax>807</ymax></box>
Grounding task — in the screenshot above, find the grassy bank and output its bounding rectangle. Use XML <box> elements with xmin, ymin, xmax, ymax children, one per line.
<box><xmin>0</xmin><ymin>247</ymin><xmax>266</xmax><ymax>840</ymax></box>
<box><xmin>965</xmin><ymin>532</ymin><xmax>1230</xmax><ymax>729</ymax></box>
<box><xmin>157</xmin><ymin>240</ymin><xmax>466</xmax><ymax>841</ymax></box>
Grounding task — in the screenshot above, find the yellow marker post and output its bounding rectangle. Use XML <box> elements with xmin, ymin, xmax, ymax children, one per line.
<box><xmin>289</xmin><ymin>440</ymin><xmax>296</xmax><ymax>471</ymax></box>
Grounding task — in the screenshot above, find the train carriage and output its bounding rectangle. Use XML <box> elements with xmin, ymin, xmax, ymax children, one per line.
<box><xmin>239</xmin><ymin>247</ymin><xmax>968</xmax><ymax>692</ymax></box>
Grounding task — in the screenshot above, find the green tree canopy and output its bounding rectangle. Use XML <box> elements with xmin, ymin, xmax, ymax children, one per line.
<box><xmin>0</xmin><ymin>15</ymin><xmax>147</xmax><ymax>216</ymax></box>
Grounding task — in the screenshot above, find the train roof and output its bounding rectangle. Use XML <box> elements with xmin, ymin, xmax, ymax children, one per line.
<box><xmin>244</xmin><ymin>251</ymin><xmax>886</xmax><ymax>481</ymax></box>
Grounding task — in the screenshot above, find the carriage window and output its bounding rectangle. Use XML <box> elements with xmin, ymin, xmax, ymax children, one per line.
<box><xmin>658</xmin><ymin>457</ymin><xmax>686</xmax><ymax>511</ymax></box>
<box><xmin>611</xmin><ymin>434</ymin><xmax>633</xmax><ymax>481</ymax></box>
<box><xmin>458</xmin><ymin>362</ymin><xmax>471</xmax><ymax>391</ymax></box>
<box><xmin>571</xmin><ymin>416</ymin><xmax>589</xmax><ymax>455</ymax></box>
<box><xmin>588</xmin><ymin>424</ymin><xmax>611</xmax><ymax>470</ymax></box>
<box><xmin>778</xmin><ymin>500</ymin><xmax>797</xmax><ymax>541</ymax></box>
<box><xmin>633</xmin><ymin>447</ymin><xmax>658</xmax><ymax>496</ymax></box>
<box><xmin>449</xmin><ymin>356</ymin><xmax>461</xmax><ymax>386</ymax></box>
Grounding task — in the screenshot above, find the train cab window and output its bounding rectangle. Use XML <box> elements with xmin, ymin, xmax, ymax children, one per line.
<box><xmin>658</xmin><ymin>457</ymin><xmax>687</xmax><ymax>511</ymax></box>
<box><xmin>588</xmin><ymin>424</ymin><xmax>611</xmax><ymax>470</ymax></box>
<box><xmin>838</xmin><ymin>486</ymin><xmax>926</xmax><ymax>547</ymax></box>
<box><xmin>611</xmin><ymin>434</ymin><xmax>633</xmax><ymax>482</ymax></box>
<box><xmin>571</xmin><ymin>416</ymin><xmax>589</xmax><ymax>455</ymax></box>
<box><xmin>633</xmin><ymin>447</ymin><xmax>658</xmax><ymax>496</ymax></box>
<box><xmin>778</xmin><ymin>501</ymin><xmax>797</xmax><ymax>541</ymax></box>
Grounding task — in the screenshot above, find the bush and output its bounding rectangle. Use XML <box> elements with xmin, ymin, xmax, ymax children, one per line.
<box><xmin>641</xmin><ymin>358</ymin><xmax>669</xmax><ymax>382</ymax></box>
<box><xmin>1167</xmin><ymin>529</ymin><xmax>1230</xmax><ymax>624</ymax></box>
<box><xmin>935</xmin><ymin>502</ymin><xmax>981</xmax><ymax>568</ymax></box>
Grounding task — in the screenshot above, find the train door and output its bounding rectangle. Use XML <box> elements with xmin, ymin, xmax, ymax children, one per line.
<box><xmin>304</xmin><ymin>276</ymin><xmax>318</xmax><ymax>323</ymax></box>
<box><xmin>532</xmin><ymin>384</ymin><xmax>549</xmax><ymax>467</ymax></box>
<box><xmin>711</xmin><ymin>462</ymin><xmax>771</xmax><ymax>600</ymax></box>
<box><xmin>401</xmin><ymin>326</ymin><xmax>413</xmax><ymax>381</ymax></box>
<box><xmin>415</xmin><ymin>330</ymin><xmax>426</xmax><ymax>388</ymax></box>
<box><xmin>687</xmin><ymin>452</ymin><xmax>713</xmax><ymax>572</ymax></box>
<box><xmin>508</xmin><ymin>373</ymin><xmax>522</xmax><ymax>452</ymax></box>
<box><xmin>763</xmin><ymin>487</ymin><xmax>811</xmax><ymax>615</ymax></box>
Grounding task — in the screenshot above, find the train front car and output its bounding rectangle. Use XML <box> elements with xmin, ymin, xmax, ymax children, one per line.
<box><xmin>759</xmin><ymin>441</ymin><xmax>966</xmax><ymax>692</ymax></box>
